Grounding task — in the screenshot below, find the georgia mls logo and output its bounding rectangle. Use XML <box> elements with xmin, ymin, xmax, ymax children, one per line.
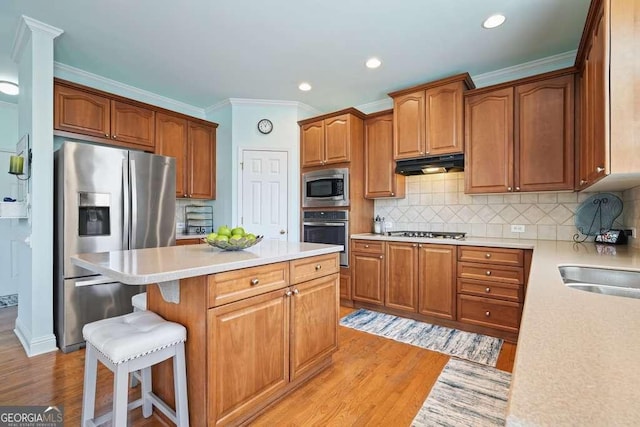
<box><xmin>0</xmin><ymin>405</ymin><xmax>64</xmax><ymax>426</ymax></box>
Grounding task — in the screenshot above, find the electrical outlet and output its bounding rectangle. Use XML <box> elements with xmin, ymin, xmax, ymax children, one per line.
<box><xmin>511</xmin><ymin>224</ymin><xmax>525</xmax><ymax>233</ymax></box>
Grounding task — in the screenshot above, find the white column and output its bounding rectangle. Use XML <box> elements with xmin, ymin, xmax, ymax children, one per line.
<box><xmin>11</xmin><ymin>16</ymin><xmax>63</xmax><ymax>356</ymax></box>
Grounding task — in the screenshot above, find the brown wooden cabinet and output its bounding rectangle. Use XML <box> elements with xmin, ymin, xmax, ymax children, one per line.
<box><xmin>465</xmin><ymin>72</ymin><xmax>574</xmax><ymax>194</ymax></box>
<box><xmin>300</xmin><ymin>111</ymin><xmax>364</xmax><ymax>168</ymax></box>
<box><xmin>176</xmin><ymin>238</ymin><xmax>202</xmax><ymax>246</ymax></box>
<box><xmin>54</xmin><ymin>82</ymin><xmax>155</xmax><ymax>151</ymax></box>
<box><xmin>418</xmin><ymin>244</ymin><xmax>456</xmax><ymax>320</ymax></box>
<box><xmin>385</xmin><ymin>242</ymin><xmax>418</xmax><ymax>312</ymax></box>
<box><xmin>351</xmin><ymin>241</ymin><xmax>385</xmax><ymax>306</ymax></box>
<box><xmin>156</xmin><ymin>113</ymin><xmax>216</xmax><ymax>199</ymax></box>
<box><xmin>390</xmin><ymin>74</ymin><xmax>473</xmax><ymax>160</ymax></box>
<box><xmin>340</xmin><ymin>269</ymin><xmax>352</xmax><ymax>301</ymax></box>
<box><xmin>364</xmin><ymin>111</ymin><xmax>405</xmax><ymax>199</ymax></box>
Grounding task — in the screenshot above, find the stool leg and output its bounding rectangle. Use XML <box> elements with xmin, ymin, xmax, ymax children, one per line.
<box><xmin>173</xmin><ymin>342</ymin><xmax>190</xmax><ymax>427</ymax></box>
<box><xmin>141</xmin><ymin>366</ymin><xmax>152</xmax><ymax>418</ymax></box>
<box><xmin>81</xmin><ymin>344</ymin><xmax>98</xmax><ymax>426</ymax></box>
<box><xmin>113</xmin><ymin>363</ymin><xmax>130</xmax><ymax>426</ymax></box>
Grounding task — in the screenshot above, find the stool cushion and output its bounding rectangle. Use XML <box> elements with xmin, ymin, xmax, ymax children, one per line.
<box><xmin>83</xmin><ymin>311</ymin><xmax>186</xmax><ymax>364</ymax></box>
<box><xmin>131</xmin><ymin>292</ymin><xmax>147</xmax><ymax>311</ymax></box>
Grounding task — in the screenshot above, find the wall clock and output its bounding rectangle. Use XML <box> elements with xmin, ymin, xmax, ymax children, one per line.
<box><xmin>257</xmin><ymin>119</ymin><xmax>273</xmax><ymax>134</ymax></box>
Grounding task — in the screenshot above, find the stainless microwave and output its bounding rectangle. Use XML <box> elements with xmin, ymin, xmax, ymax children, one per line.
<box><xmin>302</xmin><ymin>168</ymin><xmax>349</xmax><ymax>208</ymax></box>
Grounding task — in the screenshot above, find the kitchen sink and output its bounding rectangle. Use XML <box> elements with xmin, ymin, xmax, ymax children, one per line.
<box><xmin>558</xmin><ymin>266</ymin><xmax>640</xmax><ymax>299</ymax></box>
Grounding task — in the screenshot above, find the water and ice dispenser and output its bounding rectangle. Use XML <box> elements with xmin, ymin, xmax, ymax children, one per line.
<box><xmin>78</xmin><ymin>192</ymin><xmax>110</xmax><ymax>236</ymax></box>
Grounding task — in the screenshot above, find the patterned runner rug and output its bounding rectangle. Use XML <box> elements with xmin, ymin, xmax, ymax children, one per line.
<box><xmin>0</xmin><ymin>294</ymin><xmax>18</xmax><ymax>308</ymax></box>
<box><xmin>412</xmin><ymin>358</ymin><xmax>511</xmax><ymax>426</ymax></box>
<box><xmin>340</xmin><ymin>309</ymin><xmax>502</xmax><ymax>366</ymax></box>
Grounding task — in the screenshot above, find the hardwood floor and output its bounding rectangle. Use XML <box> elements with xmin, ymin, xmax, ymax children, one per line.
<box><xmin>0</xmin><ymin>306</ymin><xmax>516</xmax><ymax>426</ymax></box>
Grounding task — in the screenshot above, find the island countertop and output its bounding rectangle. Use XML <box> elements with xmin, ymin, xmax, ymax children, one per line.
<box><xmin>71</xmin><ymin>240</ymin><xmax>343</xmax><ymax>285</ymax></box>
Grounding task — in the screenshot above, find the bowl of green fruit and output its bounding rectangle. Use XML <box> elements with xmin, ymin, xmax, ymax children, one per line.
<box><xmin>203</xmin><ymin>226</ymin><xmax>263</xmax><ymax>251</ymax></box>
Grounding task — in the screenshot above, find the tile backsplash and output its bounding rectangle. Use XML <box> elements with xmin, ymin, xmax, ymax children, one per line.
<box><xmin>175</xmin><ymin>199</ymin><xmax>215</xmax><ymax>234</ymax></box>
<box><xmin>374</xmin><ymin>172</ymin><xmax>624</xmax><ymax>241</ymax></box>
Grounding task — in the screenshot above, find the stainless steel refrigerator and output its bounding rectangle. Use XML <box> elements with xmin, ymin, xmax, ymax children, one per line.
<box><xmin>54</xmin><ymin>141</ymin><xmax>176</xmax><ymax>352</ymax></box>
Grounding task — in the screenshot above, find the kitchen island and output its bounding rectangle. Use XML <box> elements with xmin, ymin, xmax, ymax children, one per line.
<box><xmin>72</xmin><ymin>240</ymin><xmax>343</xmax><ymax>427</ymax></box>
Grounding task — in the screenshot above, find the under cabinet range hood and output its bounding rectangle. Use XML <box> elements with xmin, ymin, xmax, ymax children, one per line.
<box><xmin>395</xmin><ymin>153</ymin><xmax>464</xmax><ymax>175</ymax></box>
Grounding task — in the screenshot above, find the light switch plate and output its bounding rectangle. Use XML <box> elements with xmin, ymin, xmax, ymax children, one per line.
<box><xmin>511</xmin><ymin>224</ymin><xmax>525</xmax><ymax>233</ymax></box>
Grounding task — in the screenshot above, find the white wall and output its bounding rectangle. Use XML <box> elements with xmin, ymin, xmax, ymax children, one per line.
<box><xmin>0</xmin><ymin>101</ymin><xmax>20</xmax><ymax>297</ymax></box>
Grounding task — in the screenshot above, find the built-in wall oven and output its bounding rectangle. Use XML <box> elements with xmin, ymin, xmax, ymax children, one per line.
<box><xmin>302</xmin><ymin>210</ymin><xmax>349</xmax><ymax>266</ymax></box>
<box><xmin>302</xmin><ymin>168</ymin><xmax>349</xmax><ymax>208</ymax></box>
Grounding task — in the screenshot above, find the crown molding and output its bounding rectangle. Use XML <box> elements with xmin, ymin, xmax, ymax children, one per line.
<box><xmin>296</xmin><ymin>102</ymin><xmax>322</xmax><ymax>119</ymax></box>
<box><xmin>54</xmin><ymin>62</ymin><xmax>205</xmax><ymax>118</ymax></box>
<box><xmin>472</xmin><ymin>50</ymin><xmax>577</xmax><ymax>88</ymax></box>
<box><xmin>204</xmin><ymin>99</ymin><xmax>232</xmax><ymax>116</ymax></box>
<box><xmin>11</xmin><ymin>16</ymin><xmax>64</xmax><ymax>62</ymax></box>
<box><xmin>204</xmin><ymin>98</ymin><xmax>322</xmax><ymax>118</ymax></box>
<box><xmin>355</xmin><ymin>98</ymin><xmax>393</xmax><ymax>115</ymax></box>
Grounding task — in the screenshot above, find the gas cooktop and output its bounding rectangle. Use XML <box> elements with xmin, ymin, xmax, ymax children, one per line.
<box><xmin>387</xmin><ymin>231</ymin><xmax>466</xmax><ymax>240</ymax></box>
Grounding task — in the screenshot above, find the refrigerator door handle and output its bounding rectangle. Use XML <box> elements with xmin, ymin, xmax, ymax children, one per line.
<box><xmin>122</xmin><ymin>158</ymin><xmax>130</xmax><ymax>249</ymax></box>
<box><xmin>75</xmin><ymin>275</ymin><xmax>119</xmax><ymax>287</ymax></box>
<box><xmin>130</xmin><ymin>159</ymin><xmax>138</xmax><ymax>249</ymax></box>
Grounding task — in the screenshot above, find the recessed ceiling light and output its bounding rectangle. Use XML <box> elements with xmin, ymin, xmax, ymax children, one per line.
<box><xmin>366</xmin><ymin>57</ymin><xmax>382</xmax><ymax>69</ymax></box>
<box><xmin>0</xmin><ymin>81</ymin><xmax>19</xmax><ymax>96</ymax></box>
<box><xmin>298</xmin><ymin>82</ymin><xmax>312</xmax><ymax>91</ymax></box>
<box><xmin>482</xmin><ymin>14</ymin><xmax>506</xmax><ymax>29</ymax></box>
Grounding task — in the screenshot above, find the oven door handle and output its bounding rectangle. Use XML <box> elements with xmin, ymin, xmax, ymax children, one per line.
<box><xmin>303</xmin><ymin>222</ymin><xmax>346</xmax><ymax>227</ymax></box>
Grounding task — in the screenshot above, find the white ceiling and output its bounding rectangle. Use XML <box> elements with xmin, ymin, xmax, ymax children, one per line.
<box><xmin>0</xmin><ymin>0</ymin><xmax>591</xmax><ymax>111</ymax></box>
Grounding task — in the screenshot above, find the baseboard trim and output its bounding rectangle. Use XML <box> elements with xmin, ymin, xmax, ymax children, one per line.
<box><xmin>14</xmin><ymin>317</ymin><xmax>58</xmax><ymax>357</ymax></box>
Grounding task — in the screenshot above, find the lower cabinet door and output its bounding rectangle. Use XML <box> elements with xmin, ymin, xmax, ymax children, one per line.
<box><xmin>290</xmin><ymin>274</ymin><xmax>339</xmax><ymax>380</ymax></box>
<box><xmin>208</xmin><ymin>289</ymin><xmax>290</xmax><ymax>426</ymax></box>
<box><xmin>352</xmin><ymin>252</ymin><xmax>385</xmax><ymax>305</ymax></box>
<box><xmin>418</xmin><ymin>244</ymin><xmax>456</xmax><ymax>320</ymax></box>
<box><xmin>385</xmin><ymin>242</ymin><xmax>418</xmax><ymax>312</ymax></box>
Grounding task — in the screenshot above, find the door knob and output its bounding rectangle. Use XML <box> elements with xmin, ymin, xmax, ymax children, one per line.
<box><xmin>596</xmin><ymin>166</ymin><xmax>605</xmax><ymax>173</ymax></box>
<box><xmin>280</xmin><ymin>229</ymin><xmax>286</xmax><ymax>235</ymax></box>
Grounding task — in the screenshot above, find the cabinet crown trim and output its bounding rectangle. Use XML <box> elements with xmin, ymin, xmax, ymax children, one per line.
<box><xmin>388</xmin><ymin>73</ymin><xmax>475</xmax><ymax>98</ymax></box>
<box><xmin>464</xmin><ymin>67</ymin><xmax>577</xmax><ymax>97</ymax></box>
<box><xmin>297</xmin><ymin>107</ymin><xmax>366</xmax><ymax>126</ymax></box>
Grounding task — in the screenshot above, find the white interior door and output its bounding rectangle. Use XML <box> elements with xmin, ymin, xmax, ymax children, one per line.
<box><xmin>240</xmin><ymin>150</ymin><xmax>288</xmax><ymax>240</ymax></box>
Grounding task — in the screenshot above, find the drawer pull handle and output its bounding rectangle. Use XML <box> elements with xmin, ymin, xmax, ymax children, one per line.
<box><xmin>485</xmin><ymin>311</ymin><xmax>491</xmax><ymax>317</ymax></box>
<box><xmin>364</xmin><ymin>244</ymin><xmax>369</xmax><ymax>248</ymax></box>
<box><xmin>315</xmin><ymin>264</ymin><xmax>322</xmax><ymax>271</ymax></box>
<box><xmin>380</xmin><ymin>255</ymin><xmax>383</xmax><ymax>259</ymax></box>
<box><xmin>250</xmin><ymin>278</ymin><xmax>259</xmax><ymax>286</ymax></box>
<box><xmin>285</xmin><ymin>290</ymin><xmax>292</xmax><ymax>297</ymax></box>
<box><xmin>485</xmin><ymin>287</ymin><xmax>491</xmax><ymax>293</ymax></box>
<box><xmin>486</xmin><ymin>271</ymin><xmax>492</xmax><ymax>276</ymax></box>
<box><xmin>412</xmin><ymin>244</ymin><xmax>417</xmax><ymax>247</ymax></box>
<box><xmin>293</xmin><ymin>289</ymin><xmax>299</xmax><ymax>295</ymax></box>
<box><xmin>485</xmin><ymin>253</ymin><xmax>491</xmax><ymax>259</ymax></box>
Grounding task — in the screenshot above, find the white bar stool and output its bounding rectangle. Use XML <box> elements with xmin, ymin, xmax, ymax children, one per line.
<box><xmin>81</xmin><ymin>310</ymin><xmax>189</xmax><ymax>427</ymax></box>
<box><xmin>131</xmin><ymin>292</ymin><xmax>147</xmax><ymax>312</ymax></box>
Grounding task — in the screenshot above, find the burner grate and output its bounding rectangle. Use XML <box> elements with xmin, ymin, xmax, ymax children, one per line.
<box><xmin>388</xmin><ymin>231</ymin><xmax>466</xmax><ymax>240</ymax></box>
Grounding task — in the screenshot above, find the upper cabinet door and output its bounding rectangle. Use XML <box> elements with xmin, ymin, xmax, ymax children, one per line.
<box><xmin>393</xmin><ymin>91</ymin><xmax>425</xmax><ymax>160</ymax></box>
<box><xmin>464</xmin><ymin>88</ymin><xmax>514</xmax><ymax>194</ymax></box>
<box><xmin>54</xmin><ymin>84</ymin><xmax>111</xmax><ymax>138</ymax></box>
<box><xmin>323</xmin><ymin>114</ymin><xmax>351</xmax><ymax>165</ymax></box>
<box><xmin>188</xmin><ymin>122</ymin><xmax>216</xmax><ymax>199</ymax></box>
<box><xmin>364</xmin><ymin>113</ymin><xmax>405</xmax><ymax>198</ymax></box>
<box><xmin>111</xmin><ymin>100</ymin><xmax>155</xmax><ymax>148</ymax></box>
<box><xmin>300</xmin><ymin>120</ymin><xmax>325</xmax><ymax>167</ymax></box>
<box><xmin>156</xmin><ymin>113</ymin><xmax>188</xmax><ymax>198</ymax></box>
<box><xmin>515</xmin><ymin>75</ymin><xmax>574</xmax><ymax>192</ymax></box>
<box><xmin>424</xmin><ymin>81</ymin><xmax>464</xmax><ymax>155</ymax></box>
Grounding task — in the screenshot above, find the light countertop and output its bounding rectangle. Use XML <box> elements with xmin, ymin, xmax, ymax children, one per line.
<box><xmin>71</xmin><ymin>240</ymin><xmax>343</xmax><ymax>285</ymax></box>
<box><xmin>354</xmin><ymin>233</ymin><xmax>640</xmax><ymax>425</ymax></box>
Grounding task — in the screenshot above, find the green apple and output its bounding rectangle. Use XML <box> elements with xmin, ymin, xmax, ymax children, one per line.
<box><xmin>217</xmin><ymin>225</ymin><xmax>231</xmax><ymax>237</ymax></box>
<box><xmin>230</xmin><ymin>234</ymin><xmax>243</xmax><ymax>242</ymax></box>
<box><xmin>206</xmin><ymin>232</ymin><xmax>218</xmax><ymax>241</ymax></box>
<box><xmin>245</xmin><ymin>233</ymin><xmax>256</xmax><ymax>241</ymax></box>
<box><xmin>215</xmin><ymin>235</ymin><xmax>229</xmax><ymax>243</ymax></box>
<box><xmin>231</xmin><ymin>227</ymin><xmax>245</xmax><ymax>237</ymax></box>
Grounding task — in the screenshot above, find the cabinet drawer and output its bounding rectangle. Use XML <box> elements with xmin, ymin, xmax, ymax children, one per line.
<box><xmin>352</xmin><ymin>240</ymin><xmax>384</xmax><ymax>254</ymax></box>
<box><xmin>208</xmin><ymin>262</ymin><xmax>289</xmax><ymax>307</ymax></box>
<box><xmin>290</xmin><ymin>253</ymin><xmax>340</xmax><ymax>284</ymax></box>
<box><xmin>458</xmin><ymin>246</ymin><xmax>524</xmax><ymax>267</ymax></box>
<box><xmin>457</xmin><ymin>295</ymin><xmax>521</xmax><ymax>333</ymax></box>
<box><xmin>457</xmin><ymin>278</ymin><xmax>521</xmax><ymax>302</ymax></box>
<box><xmin>458</xmin><ymin>262</ymin><xmax>523</xmax><ymax>285</ymax></box>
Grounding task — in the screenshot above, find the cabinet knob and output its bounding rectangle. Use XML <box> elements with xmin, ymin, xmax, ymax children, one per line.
<box><xmin>515</xmin><ymin>186</ymin><xmax>521</xmax><ymax>191</ymax></box>
<box><xmin>104</xmin><ymin>133</ymin><xmax>109</xmax><ymax>137</ymax></box>
<box><xmin>183</xmin><ymin>194</ymin><xmax>188</xmax><ymax>198</ymax></box>
<box><xmin>486</xmin><ymin>271</ymin><xmax>492</xmax><ymax>276</ymax></box>
<box><xmin>485</xmin><ymin>253</ymin><xmax>491</xmax><ymax>259</ymax></box>
<box><xmin>580</xmin><ymin>179</ymin><xmax>588</xmax><ymax>185</ymax></box>
<box><xmin>596</xmin><ymin>166</ymin><xmax>605</xmax><ymax>173</ymax></box>
<box><xmin>285</xmin><ymin>290</ymin><xmax>292</xmax><ymax>297</ymax></box>
<box><xmin>391</xmin><ymin>192</ymin><xmax>394</xmax><ymax>196</ymax></box>
<box><xmin>293</xmin><ymin>289</ymin><xmax>299</xmax><ymax>295</ymax></box>
<box><xmin>364</xmin><ymin>244</ymin><xmax>369</xmax><ymax>248</ymax></box>
<box><xmin>485</xmin><ymin>287</ymin><xmax>491</xmax><ymax>293</ymax></box>
<box><xmin>379</xmin><ymin>255</ymin><xmax>383</xmax><ymax>259</ymax></box>
<box><xmin>250</xmin><ymin>278</ymin><xmax>259</xmax><ymax>286</ymax></box>
<box><xmin>112</xmin><ymin>135</ymin><xmax>117</xmax><ymax>139</ymax></box>
<box><xmin>412</xmin><ymin>244</ymin><xmax>417</xmax><ymax>247</ymax></box>
<box><xmin>418</xmin><ymin>244</ymin><xmax>423</xmax><ymax>248</ymax></box>
<box><xmin>507</xmin><ymin>187</ymin><xmax>513</xmax><ymax>191</ymax></box>
<box><xmin>315</xmin><ymin>264</ymin><xmax>322</xmax><ymax>271</ymax></box>
<box><xmin>485</xmin><ymin>311</ymin><xmax>491</xmax><ymax>317</ymax></box>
